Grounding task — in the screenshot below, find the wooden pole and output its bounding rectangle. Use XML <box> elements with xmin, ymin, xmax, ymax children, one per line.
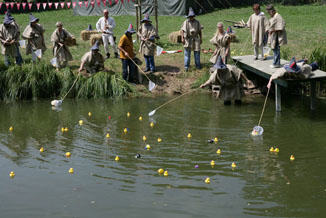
<box><xmin>154</xmin><ymin>0</ymin><xmax>158</xmax><ymax>34</ymax></box>
<box><xmin>136</xmin><ymin>2</ymin><xmax>139</xmax><ymax>42</ymax></box>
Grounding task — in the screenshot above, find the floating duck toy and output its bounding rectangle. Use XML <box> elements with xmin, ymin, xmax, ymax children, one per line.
<box><xmin>163</xmin><ymin>170</ymin><xmax>168</xmax><ymax>177</ymax></box>
<box><xmin>290</xmin><ymin>155</ymin><xmax>295</xmax><ymax>161</ymax></box>
<box><xmin>139</xmin><ymin>116</ymin><xmax>143</xmax><ymax>121</ymax></box>
<box><xmin>143</xmin><ymin>136</ymin><xmax>147</xmax><ymax>141</ymax></box>
<box><xmin>51</xmin><ymin>100</ymin><xmax>62</xmax><ymax>107</ymax></box>
<box><xmin>79</xmin><ymin>120</ymin><xmax>83</xmax><ymax>126</ymax></box>
<box><xmin>269</xmin><ymin>147</ymin><xmax>274</xmax><ymax>152</ymax></box>
<box><xmin>274</xmin><ymin>148</ymin><xmax>279</xmax><ymax>153</ymax></box>
<box><xmin>88</xmin><ymin>112</ymin><xmax>92</xmax><ymax>117</ymax></box>
<box><xmin>216</xmin><ymin>149</ymin><xmax>221</xmax><ymax>155</ymax></box>
<box><xmin>210</xmin><ymin>160</ymin><xmax>215</xmax><ymax>166</ymax></box>
<box><xmin>127</xmin><ymin>112</ymin><xmax>131</xmax><ymax>117</ymax></box>
<box><xmin>194</xmin><ymin>165</ymin><xmax>199</xmax><ymax>168</ymax></box>
<box><xmin>205</xmin><ymin>177</ymin><xmax>210</xmax><ymax>184</ymax></box>
<box><xmin>187</xmin><ymin>133</ymin><xmax>192</xmax><ymax>138</ymax></box>
<box><xmin>135</xmin><ymin>153</ymin><xmax>141</xmax><ymax>159</ymax></box>
<box><xmin>123</xmin><ymin>128</ymin><xmax>128</xmax><ymax>134</ymax></box>
<box><xmin>145</xmin><ymin>144</ymin><xmax>151</xmax><ymax>150</ymax></box>
<box><xmin>9</xmin><ymin>171</ymin><xmax>15</xmax><ymax>178</ymax></box>
<box><xmin>106</xmin><ymin>133</ymin><xmax>110</xmax><ymax>138</ymax></box>
<box><xmin>9</xmin><ymin>126</ymin><xmax>13</xmax><ymax>132</ymax></box>
<box><xmin>158</xmin><ymin>168</ymin><xmax>164</xmax><ymax>174</ymax></box>
<box><xmin>40</xmin><ymin>147</ymin><xmax>44</xmax><ymax>153</ymax></box>
<box><xmin>69</xmin><ymin>168</ymin><xmax>74</xmax><ymax>174</ymax></box>
<box><xmin>157</xmin><ymin>137</ymin><xmax>162</xmax><ymax>143</ymax></box>
<box><xmin>108</xmin><ymin>115</ymin><xmax>111</xmax><ymax>120</ymax></box>
<box><xmin>65</xmin><ymin>152</ymin><xmax>71</xmax><ymax>158</ymax></box>
<box><xmin>64</xmin><ymin>127</ymin><xmax>69</xmax><ymax>132</ymax></box>
<box><xmin>115</xmin><ymin>156</ymin><xmax>120</xmax><ymax>161</ymax></box>
<box><xmin>214</xmin><ymin>137</ymin><xmax>218</xmax><ymax>143</ymax></box>
<box><xmin>61</xmin><ymin>127</ymin><xmax>65</xmax><ymax>132</ymax></box>
<box><xmin>231</xmin><ymin>162</ymin><xmax>237</xmax><ymax>168</ymax></box>
<box><xmin>150</xmin><ymin>122</ymin><xmax>154</xmax><ymax>128</ymax></box>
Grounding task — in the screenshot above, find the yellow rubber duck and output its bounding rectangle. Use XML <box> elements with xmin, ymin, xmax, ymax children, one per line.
<box><xmin>9</xmin><ymin>126</ymin><xmax>13</xmax><ymax>132</ymax></box>
<box><xmin>290</xmin><ymin>155</ymin><xmax>295</xmax><ymax>161</ymax></box>
<box><xmin>40</xmin><ymin>147</ymin><xmax>44</xmax><ymax>152</ymax></box>
<box><xmin>123</xmin><ymin>128</ymin><xmax>128</xmax><ymax>134</ymax></box>
<box><xmin>139</xmin><ymin>116</ymin><xmax>143</xmax><ymax>121</ymax></box>
<box><xmin>65</xmin><ymin>152</ymin><xmax>71</xmax><ymax>158</ymax></box>
<box><xmin>216</xmin><ymin>149</ymin><xmax>221</xmax><ymax>155</ymax></box>
<box><xmin>106</xmin><ymin>133</ymin><xmax>110</xmax><ymax>138</ymax></box>
<box><xmin>205</xmin><ymin>177</ymin><xmax>210</xmax><ymax>184</ymax></box>
<box><xmin>69</xmin><ymin>168</ymin><xmax>74</xmax><ymax>174</ymax></box>
<box><xmin>88</xmin><ymin>112</ymin><xmax>92</xmax><ymax>117</ymax></box>
<box><xmin>150</xmin><ymin>122</ymin><xmax>154</xmax><ymax>128</ymax></box>
<box><xmin>163</xmin><ymin>170</ymin><xmax>168</xmax><ymax>177</ymax></box>
<box><xmin>143</xmin><ymin>136</ymin><xmax>147</xmax><ymax>141</ymax></box>
<box><xmin>269</xmin><ymin>147</ymin><xmax>274</xmax><ymax>152</ymax></box>
<box><xmin>274</xmin><ymin>148</ymin><xmax>280</xmax><ymax>153</ymax></box>
<box><xmin>9</xmin><ymin>171</ymin><xmax>15</xmax><ymax>178</ymax></box>
<box><xmin>187</xmin><ymin>133</ymin><xmax>192</xmax><ymax>138</ymax></box>
<box><xmin>157</xmin><ymin>137</ymin><xmax>162</xmax><ymax>143</ymax></box>
<box><xmin>127</xmin><ymin>112</ymin><xmax>131</xmax><ymax>117</ymax></box>
<box><xmin>210</xmin><ymin>160</ymin><xmax>215</xmax><ymax>166</ymax></box>
<box><xmin>231</xmin><ymin>162</ymin><xmax>237</xmax><ymax>168</ymax></box>
<box><xmin>79</xmin><ymin>120</ymin><xmax>83</xmax><ymax>126</ymax></box>
<box><xmin>61</xmin><ymin>127</ymin><xmax>65</xmax><ymax>132</ymax></box>
<box><xmin>115</xmin><ymin>156</ymin><xmax>120</xmax><ymax>161</ymax></box>
<box><xmin>64</xmin><ymin>127</ymin><xmax>69</xmax><ymax>132</ymax></box>
<box><xmin>157</xmin><ymin>168</ymin><xmax>164</xmax><ymax>174</ymax></box>
<box><xmin>145</xmin><ymin>144</ymin><xmax>151</xmax><ymax>150</ymax></box>
<box><xmin>214</xmin><ymin>137</ymin><xmax>218</xmax><ymax>143</ymax></box>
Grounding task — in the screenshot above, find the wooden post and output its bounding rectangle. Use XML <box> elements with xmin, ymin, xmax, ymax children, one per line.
<box><xmin>275</xmin><ymin>83</ymin><xmax>282</xmax><ymax>112</ymax></box>
<box><xmin>310</xmin><ymin>80</ymin><xmax>316</xmax><ymax>110</ymax></box>
<box><xmin>136</xmin><ymin>3</ymin><xmax>139</xmax><ymax>42</ymax></box>
<box><xmin>154</xmin><ymin>0</ymin><xmax>158</xmax><ymax>34</ymax></box>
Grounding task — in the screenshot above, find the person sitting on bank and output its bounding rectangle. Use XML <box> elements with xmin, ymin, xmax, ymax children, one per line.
<box><xmin>79</xmin><ymin>42</ymin><xmax>105</xmax><ymax>77</ymax></box>
<box><xmin>209</xmin><ymin>22</ymin><xmax>231</xmax><ymax>64</ymax></box>
<box><xmin>96</xmin><ymin>9</ymin><xmax>119</xmax><ymax>59</ymax></box>
<box><xmin>266</xmin><ymin>4</ymin><xmax>287</xmax><ymax>68</ymax></box>
<box><xmin>181</xmin><ymin>7</ymin><xmax>203</xmax><ymax>71</ymax></box>
<box><xmin>22</xmin><ymin>14</ymin><xmax>46</xmax><ymax>61</ymax></box>
<box><xmin>137</xmin><ymin>14</ymin><xmax>157</xmax><ymax>73</ymax></box>
<box><xmin>118</xmin><ymin>24</ymin><xmax>138</xmax><ymax>83</ymax></box>
<box><xmin>247</xmin><ymin>3</ymin><xmax>269</xmax><ymax>61</ymax></box>
<box><xmin>0</xmin><ymin>12</ymin><xmax>23</xmax><ymax>66</ymax></box>
<box><xmin>200</xmin><ymin>56</ymin><xmax>254</xmax><ymax>105</ymax></box>
<box><xmin>50</xmin><ymin>22</ymin><xmax>73</xmax><ymax>69</ymax></box>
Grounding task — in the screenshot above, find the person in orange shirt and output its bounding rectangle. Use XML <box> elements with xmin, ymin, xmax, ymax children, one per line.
<box><xmin>118</xmin><ymin>24</ymin><xmax>137</xmax><ymax>83</ymax></box>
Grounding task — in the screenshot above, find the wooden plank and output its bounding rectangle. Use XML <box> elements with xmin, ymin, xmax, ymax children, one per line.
<box><xmin>275</xmin><ymin>84</ymin><xmax>282</xmax><ymax>112</ymax></box>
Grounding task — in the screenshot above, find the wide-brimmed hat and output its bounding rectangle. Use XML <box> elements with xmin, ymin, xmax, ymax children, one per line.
<box><xmin>125</xmin><ymin>23</ymin><xmax>136</xmax><ymax>34</ymax></box>
<box><xmin>86</xmin><ymin>24</ymin><xmax>93</xmax><ymax>31</ymax></box>
<box><xmin>91</xmin><ymin>41</ymin><xmax>100</xmax><ymax>50</ymax></box>
<box><xmin>29</xmin><ymin>14</ymin><xmax>39</xmax><ymax>23</ymax></box>
<box><xmin>284</xmin><ymin>57</ymin><xmax>301</xmax><ymax>73</ymax></box>
<box><xmin>213</xmin><ymin>56</ymin><xmax>227</xmax><ymax>69</ymax></box>
<box><xmin>141</xmin><ymin>14</ymin><xmax>152</xmax><ymax>23</ymax></box>
<box><xmin>5</xmin><ymin>10</ymin><xmax>14</xmax><ymax>21</ymax></box>
<box><xmin>3</xmin><ymin>13</ymin><xmax>13</xmax><ymax>25</ymax></box>
<box><xmin>186</xmin><ymin>7</ymin><xmax>196</xmax><ymax>18</ymax></box>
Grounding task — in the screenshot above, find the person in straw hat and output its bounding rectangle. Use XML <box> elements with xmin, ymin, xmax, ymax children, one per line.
<box><xmin>79</xmin><ymin>41</ymin><xmax>105</xmax><ymax>77</ymax></box>
<box><xmin>181</xmin><ymin>7</ymin><xmax>203</xmax><ymax>72</ymax></box>
<box><xmin>22</xmin><ymin>14</ymin><xmax>46</xmax><ymax>60</ymax></box>
<box><xmin>96</xmin><ymin>9</ymin><xmax>119</xmax><ymax>59</ymax></box>
<box><xmin>50</xmin><ymin>22</ymin><xmax>73</xmax><ymax>69</ymax></box>
<box><xmin>0</xmin><ymin>11</ymin><xmax>23</xmax><ymax>66</ymax></box>
<box><xmin>209</xmin><ymin>22</ymin><xmax>231</xmax><ymax>65</ymax></box>
<box><xmin>137</xmin><ymin>14</ymin><xmax>158</xmax><ymax>74</ymax></box>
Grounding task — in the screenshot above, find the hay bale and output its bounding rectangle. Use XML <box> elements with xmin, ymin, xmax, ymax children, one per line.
<box><xmin>90</xmin><ymin>34</ymin><xmax>103</xmax><ymax>46</ymax></box>
<box><xmin>168</xmin><ymin>31</ymin><xmax>182</xmax><ymax>44</ymax></box>
<box><xmin>65</xmin><ymin>37</ymin><xmax>77</xmax><ymax>47</ymax></box>
<box><xmin>80</xmin><ymin>30</ymin><xmax>99</xmax><ymax>41</ymax></box>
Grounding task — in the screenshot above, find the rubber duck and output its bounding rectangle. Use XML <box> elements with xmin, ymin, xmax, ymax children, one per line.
<box><xmin>143</xmin><ymin>136</ymin><xmax>147</xmax><ymax>141</ymax></box>
<box><xmin>251</xmin><ymin>130</ymin><xmax>258</xmax><ymax>136</ymax></box>
<box><xmin>269</xmin><ymin>147</ymin><xmax>274</xmax><ymax>152</ymax></box>
<box><xmin>108</xmin><ymin>116</ymin><xmax>111</xmax><ymax>120</ymax></box>
<box><xmin>9</xmin><ymin>171</ymin><xmax>15</xmax><ymax>178</ymax></box>
<box><xmin>157</xmin><ymin>168</ymin><xmax>164</xmax><ymax>174</ymax></box>
<box><xmin>9</xmin><ymin>126</ymin><xmax>13</xmax><ymax>131</ymax></box>
<box><xmin>40</xmin><ymin>147</ymin><xmax>44</xmax><ymax>152</ymax></box>
<box><xmin>145</xmin><ymin>144</ymin><xmax>151</xmax><ymax>150</ymax></box>
<box><xmin>290</xmin><ymin>155</ymin><xmax>295</xmax><ymax>161</ymax></box>
<box><xmin>106</xmin><ymin>133</ymin><xmax>110</xmax><ymax>138</ymax></box>
<box><xmin>214</xmin><ymin>137</ymin><xmax>218</xmax><ymax>143</ymax></box>
<box><xmin>231</xmin><ymin>162</ymin><xmax>237</xmax><ymax>168</ymax></box>
<box><xmin>79</xmin><ymin>120</ymin><xmax>83</xmax><ymax>126</ymax></box>
<box><xmin>205</xmin><ymin>177</ymin><xmax>210</xmax><ymax>184</ymax></box>
<box><xmin>115</xmin><ymin>156</ymin><xmax>120</xmax><ymax>161</ymax></box>
<box><xmin>127</xmin><ymin>112</ymin><xmax>131</xmax><ymax>117</ymax></box>
<box><xmin>69</xmin><ymin>168</ymin><xmax>74</xmax><ymax>174</ymax></box>
<box><xmin>88</xmin><ymin>112</ymin><xmax>92</xmax><ymax>117</ymax></box>
<box><xmin>65</xmin><ymin>152</ymin><xmax>71</xmax><ymax>158</ymax></box>
<box><xmin>61</xmin><ymin>127</ymin><xmax>65</xmax><ymax>132</ymax></box>
<box><xmin>187</xmin><ymin>133</ymin><xmax>192</xmax><ymax>138</ymax></box>
<box><xmin>163</xmin><ymin>170</ymin><xmax>168</xmax><ymax>177</ymax></box>
<box><xmin>135</xmin><ymin>153</ymin><xmax>141</xmax><ymax>159</ymax></box>
<box><xmin>139</xmin><ymin>116</ymin><xmax>143</xmax><ymax>121</ymax></box>
<box><xmin>210</xmin><ymin>160</ymin><xmax>215</xmax><ymax>166</ymax></box>
<box><xmin>150</xmin><ymin>122</ymin><xmax>154</xmax><ymax>128</ymax></box>
<box><xmin>157</xmin><ymin>138</ymin><xmax>162</xmax><ymax>143</ymax></box>
<box><xmin>194</xmin><ymin>165</ymin><xmax>199</xmax><ymax>168</ymax></box>
<box><xmin>216</xmin><ymin>149</ymin><xmax>221</xmax><ymax>155</ymax></box>
<box><xmin>123</xmin><ymin>128</ymin><xmax>128</xmax><ymax>134</ymax></box>
<box><xmin>274</xmin><ymin>148</ymin><xmax>279</xmax><ymax>153</ymax></box>
<box><xmin>64</xmin><ymin>127</ymin><xmax>68</xmax><ymax>132</ymax></box>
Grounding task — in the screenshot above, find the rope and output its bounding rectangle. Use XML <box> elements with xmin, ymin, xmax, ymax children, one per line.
<box><xmin>61</xmin><ymin>73</ymin><xmax>80</xmax><ymax>101</ymax></box>
<box><xmin>257</xmin><ymin>87</ymin><xmax>270</xmax><ymax>126</ymax></box>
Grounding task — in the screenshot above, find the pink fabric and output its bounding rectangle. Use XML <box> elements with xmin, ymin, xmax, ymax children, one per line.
<box><xmin>60</xmin><ymin>2</ymin><xmax>65</xmax><ymax>8</ymax></box>
<box><xmin>28</xmin><ymin>2</ymin><xmax>33</xmax><ymax>10</ymax></box>
<box><xmin>17</xmin><ymin>2</ymin><xmax>21</xmax><ymax>10</ymax></box>
<box><xmin>67</xmin><ymin>2</ymin><xmax>71</xmax><ymax>8</ymax></box>
<box><xmin>10</xmin><ymin>2</ymin><xmax>14</xmax><ymax>9</ymax></box>
<box><xmin>85</xmin><ymin>1</ymin><xmax>89</xmax><ymax>7</ymax></box>
<box><xmin>54</xmin><ymin>2</ymin><xmax>59</xmax><ymax>9</ymax></box>
<box><xmin>72</xmin><ymin>2</ymin><xmax>77</xmax><ymax>8</ymax></box>
<box><xmin>42</xmin><ymin>3</ymin><xmax>47</xmax><ymax>10</ymax></box>
<box><xmin>36</xmin><ymin>3</ymin><xmax>41</xmax><ymax>10</ymax></box>
<box><xmin>48</xmin><ymin>3</ymin><xmax>53</xmax><ymax>9</ymax></box>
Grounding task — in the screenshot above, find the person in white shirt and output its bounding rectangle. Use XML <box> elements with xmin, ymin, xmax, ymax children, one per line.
<box><xmin>96</xmin><ymin>9</ymin><xmax>118</xmax><ymax>59</ymax></box>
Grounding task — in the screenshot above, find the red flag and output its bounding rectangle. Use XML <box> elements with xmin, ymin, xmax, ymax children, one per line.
<box><xmin>102</xmin><ymin>0</ymin><xmax>106</xmax><ymax>7</ymax></box>
<box><xmin>54</xmin><ymin>2</ymin><xmax>59</xmax><ymax>9</ymax></box>
<box><xmin>79</xmin><ymin>1</ymin><xmax>83</xmax><ymax>7</ymax></box>
<box><xmin>48</xmin><ymin>2</ymin><xmax>52</xmax><ymax>9</ymax></box>
<box><xmin>5</xmin><ymin>3</ymin><xmax>9</xmax><ymax>9</ymax></box>
<box><xmin>60</xmin><ymin>2</ymin><xmax>65</xmax><ymax>8</ymax></box>
<box><xmin>28</xmin><ymin>2</ymin><xmax>33</xmax><ymax>10</ymax></box>
<box><xmin>67</xmin><ymin>2</ymin><xmax>71</xmax><ymax>8</ymax></box>
<box><xmin>91</xmin><ymin>1</ymin><xmax>95</xmax><ymax>7</ymax></box>
<box><xmin>36</xmin><ymin>3</ymin><xmax>41</xmax><ymax>10</ymax></box>
<box><xmin>72</xmin><ymin>2</ymin><xmax>77</xmax><ymax>8</ymax></box>
<box><xmin>42</xmin><ymin>3</ymin><xmax>47</xmax><ymax>10</ymax></box>
<box><xmin>22</xmin><ymin>2</ymin><xmax>26</xmax><ymax>10</ymax></box>
<box><xmin>97</xmin><ymin>0</ymin><xmax>101</xmax><ymax>6</ymax></box>
<box><xmin>85</xmin><ymin>1</ymin><xmax>89</xmax><ymax>7</ymax></box>
<box><xmin>17</xmin><ymin>3</ymin><xmax>21</xmax><ymax>10</ymax></box>
<box><xmin>109</xmin><ymin>0</ymin><xmax>112</xmax><ymax>6</ymax></box>
<box><xmin>10</xmin><ymin>2</ymin><xmax>14</xmax><ymax>9</ymax></box>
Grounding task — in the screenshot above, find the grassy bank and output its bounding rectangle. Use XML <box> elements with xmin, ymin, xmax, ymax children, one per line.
<box><xmin>1</xmin><ymin>4</ymin><xmax>326</xmax><ymax>100</ymax></box>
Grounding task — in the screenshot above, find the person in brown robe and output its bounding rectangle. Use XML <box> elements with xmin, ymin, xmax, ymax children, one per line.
<box><xmin>0</xmin><ymin>12</ymin><xmax>23</xmax><ymax>66</ymax></box>
<box><xmin>79</xmin><ymin>42</ymin><xmax>105</xmax><ymax>77</ymax></box>
<box><xmin>22</xmin><ymin>14</ymin><xmax>46</xmax><ymax>60</ymax></box>
<box><xmin>247</xmin><ymin>4</ymin><xmax>269</xmax><ymax>60</ymax></box>
<box><xmin>50</xmin><ymin>22</ymin><xmax>73</xmax><ymax>69</ymax></box>
<box><xmin>209</xmin><ymin>22</ymin><xmax>231</xmax><ymax>64</ymax></box>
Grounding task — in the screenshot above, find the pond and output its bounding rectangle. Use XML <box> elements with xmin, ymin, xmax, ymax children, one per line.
<box><xmin>1</xmin><ymin>94</ymin><xmax>326</xmax><ymax>217</ymax></box>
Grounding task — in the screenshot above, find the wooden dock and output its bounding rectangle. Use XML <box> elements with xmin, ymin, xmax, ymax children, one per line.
<box><xmin>232</xmin><ymin>55</ymin><xmax>326</xmax><ymax>111</ymax></box>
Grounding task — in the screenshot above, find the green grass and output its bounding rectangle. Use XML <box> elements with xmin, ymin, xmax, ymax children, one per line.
<box><xmin>1</xmin><ymin>4</ymin><xmax>326</xmax><ymax>100</ymax></box>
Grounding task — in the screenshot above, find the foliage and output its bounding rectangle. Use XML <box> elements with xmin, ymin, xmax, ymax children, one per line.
<box><xmin>309</xmin><ymin>47</ymin><xmax>326</xmax><ymax>72</ymax></box>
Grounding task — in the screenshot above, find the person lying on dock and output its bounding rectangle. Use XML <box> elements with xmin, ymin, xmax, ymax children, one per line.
<box><xmin>78</xmin><ymin>41</ymin><xmax>106</xmax><ymax>77</ymax></box>
<box><xmin>200</xmin><ymin>56</ymin><xmax>254</xmax><ymax>105</ymax></box>
<box><xmin>267</xmin><ymin>57</ymin><xmax>318</xmax><ymax>89</ymax></box>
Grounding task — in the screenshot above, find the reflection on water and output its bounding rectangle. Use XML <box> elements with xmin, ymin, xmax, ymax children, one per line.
<box><xmin>0</xmin><ymin>94</ymin><xmax>326</xmax><ymax>217</ymax></box>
